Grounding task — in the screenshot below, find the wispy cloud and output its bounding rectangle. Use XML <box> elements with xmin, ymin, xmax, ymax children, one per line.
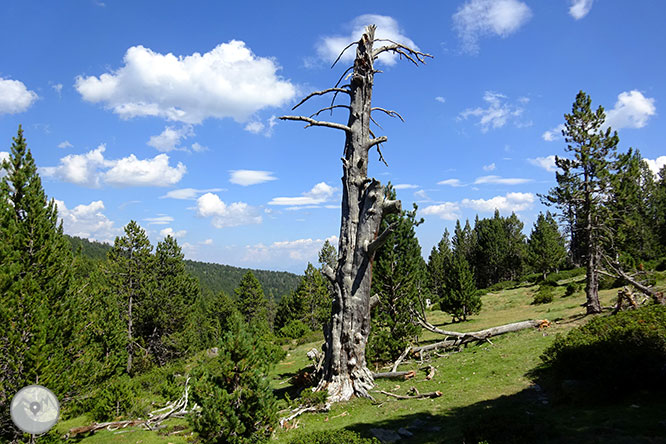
<box><xmin>474</xmin><ymin>175</ymin><xmax>532</xmax><ymax>185</ymax></box>
<box><xmin>159</xmin><ymin>188</ymin><xmax>224</xmax><ymax>200</ymax></box>
<box><xmin>542</xmin><ymin>124</ymin><xmax>565</xmax><ymax>142</ymax></box>
<box><xmin>569</xmin><ymin>0</ymin><xmax>594</xmax><ymax>20</ymax></box>
<box><xmin>437</xmin><ymin>178</ymin><xmax>465</xmax><ymax>187</ymax></box>
<box><xmin>269</xmin><ymin>182</ymin><xmax>336</xmax><ymax>206</ymax></box>
<box><xmin>458</xmin><ymin>92</ymin><xmax>526</xmax><ymax>132</ymax></box>
<box><xmin>229</xmin><ymin>170</ymin><xmax>277</xmax><ymax>186</ymax></box>
<box><xmin>453</xmin><ymin>0</ymin><xmax>532</xmax><ymax>54</ymax></box>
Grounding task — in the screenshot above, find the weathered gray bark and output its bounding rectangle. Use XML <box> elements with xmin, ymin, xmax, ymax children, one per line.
<box><xmin>280</xmin><ymin>25</ymin><xmax>430</xmax><ymax>402</ymax></box>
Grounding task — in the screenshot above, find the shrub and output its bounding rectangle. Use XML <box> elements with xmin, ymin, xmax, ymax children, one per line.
<box><xmin>278</xmin><ymin>319</ymin><xmax>310</xmax><ymax>339</ymax></box>
<box><xmin>488</xmin><ymin>280</ymin><xmax>519</xmax><ymax>292</ymax></box>
<box><xmin>532</xmin><ymin>286</ymin><xmax>554</xmax><ymax>304</ymax></box>
<box><xmin>564</xmin><ymin>282</ymin><xmax>581</xmax><ymax>297</ymax></box>
<box><xmin>88</xmin><ymin>375</ymin><xmax>145</xmax><ymax>421</ymax></box>
<box><xmin>538</xmin><ymin>305</ymin><xmax>666</xmax><ymax>398</ymax></box>
<box><xmin>546</xmin><ymin>267</ymin><xmax>585</xmax><ymax>282</ymax></box>
<box><xmin>288</xmin><ymin>429</ymin><xmax>380</xmax><ymax>444</ymax></box>
<box><xmin>521</xmin><ymin>272</ymin><xmax>542</xmax><ymax>284</ymax></box>
<box><xmin>189</xmin><ymin>314</ymin><xmax>278</xmax><ymax>444</ymax></box>
<box><xmin>598</xmin><ymin>274</ymin><xmax>624</xmax><ymax>290</ymax></box>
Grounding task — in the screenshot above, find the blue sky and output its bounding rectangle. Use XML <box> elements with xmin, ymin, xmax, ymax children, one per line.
<box><xmin>1</xmin><ymin>0</ymin><xmax>664</xmax><ymax>273</ymax></box>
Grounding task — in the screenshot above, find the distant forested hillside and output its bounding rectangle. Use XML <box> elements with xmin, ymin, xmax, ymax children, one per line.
<box><xmin>65</xmin><ymin>235</ymin><xmax>301</xmax><ymax>299</ymax></box>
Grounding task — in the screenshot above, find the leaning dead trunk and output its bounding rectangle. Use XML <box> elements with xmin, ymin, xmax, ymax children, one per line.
<box><xmin>280</xmin><ymin>25</ymin><xmax>430</xmax><ymax>402</ymax></box>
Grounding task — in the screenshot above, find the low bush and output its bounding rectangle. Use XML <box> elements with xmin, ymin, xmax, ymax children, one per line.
<box><xmin>278</xmin><ymin>319</ymin><xmax>310</xmax><ymax>339</ymax></box>
<box><xmin>532</xmin><ymin>286</ymin><xmax>554</xmax><ymax>304</ymax></box>
<box><xmin>87</xmin><ymin>375</ymin><xmax>145</xmax><ymax>421</ymax></box>
<box><xmin>288</xmin><ymin>429</ymin><xmax>380</xmax><ymax>444</ymax></box>
<box><xmin>598</xmin><ymin>274</ymin><xmax>624</xmax><ymax>290</ymax></box>
<box><xmin>546</xmin><ymin>267</ymin><xmax>586</xmax><ymax>283</ymax></box>
<box><xmin>538</xmin><ymin>305</ymin><xmax>666</xmax><ymax>399</ymax></box>
<box><xmin>564</xmin><ymin>282</ymin><xmax>581</xmax><ymax>297</ymax></box>
<box><xmin>488</xmin><ymin>280</ymin><xmax>520</xmax><ymax>292</ymax></box>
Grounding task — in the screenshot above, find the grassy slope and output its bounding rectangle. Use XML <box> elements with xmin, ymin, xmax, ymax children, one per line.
<box><xmin>56</xmin><ymin>274</ymin><xmax>666</xmax><ymax>443</ymax></box>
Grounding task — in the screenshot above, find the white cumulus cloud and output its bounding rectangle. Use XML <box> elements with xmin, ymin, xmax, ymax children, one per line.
<box><xmin>244</xmin><ymin>236</ymin><xmax>338</xmax><ymax>264</ymax></box>
<box><xmin>421</xmin><ymin>202</ymin><xmax>461</xmax><ymax>220</ymax></box>
<box><xmin>58</xmin><ymin>141</ymin><xmax>73</xmax><ymax>149</ymax></box>
<box><xmin>461</xmin><ymin>192</ymin><xmax>535</xmax><ymax>213</ymax></box>
<box><xmin>528</xmin><ymin>155</ymin><xmax>557</xmax><ymax>172</ymax></box>
<box><xmin>160</xmin><ymin>227</ymin><xmax>187</xmax><ymax>238</ymax></box>
<box><xmin>542</xmin><ymin>124</ymin><xmax>565</xmax><ymax>142</ymax></box>
<box><xmin>458</xmin><ymin>91</ymin><xmax>525</xmax><ymax>132</ymax></box>
<box><xmin>42</xmin><ymin>145</ymin><xmax>186</xmax><ymax>187</ymax></box>
<box><xmin>605</xmin><ymin>90</ymin><xmax>656</xmax><ymax>130</ymax></box>
<box><xmin>483</xmin><ymin>162</ymin><xmax>496</xmax><ymax>171</ymax></box>
<box><xmin>453</xmin><ymin>0</ymin><xmax>532</xmax><ymax>53</ymax></box>
<box><xmin>196</xmin><ymin>192</ymin><xmax>262</xmax><ymax>228</ymax></box>
<box><xmin>75</xmin><ymin>42</ymin><xmax>296</xmax><ymax>124</ymax></box>
<box><xmin>229</xmin><ymin>170</ymin><xmax>277</xmax><ymax>186</ymax></box>
<box><xmin>317</xmin><ymin>15</ymin><xmax>417</xmax><ymax>66</ymax></box>
<box><xmin>147</xmin><ymin>125</ymin><xmax>194</xmax><ymax>152</ymax></box>
<box><xmin>474</xmin><ymin>175</ymin><xmax>532</xmax><ymax>185</ymax></box>
<box><xmin>645</xmin><ymin>156</ymin><xmax>666</xmax><ymax>176</ymax></box>
<box><xmin>569</xmin><ymin>0</ymin><xmax>594</xmax><ymax>20</ymax></box>
<box><xmin>268</xmin><ymin>182</ymin><xmax>336</xmax><ymax>206</ymax></box>
<box><xmin>0</xmin><ymin>77</ymin><xmax>38</xmax><ymax>114</ymax></box>
<box><xmin>54</xmin><ymin>199</ymin><xmax>117</xmax><ymax>243</ymax></box>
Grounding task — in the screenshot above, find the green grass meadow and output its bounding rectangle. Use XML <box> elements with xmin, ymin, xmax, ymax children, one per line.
<box><xmin>56</xmin><ymin>273</ymin><xmax>666</xmax><ymax>443</ymax></box>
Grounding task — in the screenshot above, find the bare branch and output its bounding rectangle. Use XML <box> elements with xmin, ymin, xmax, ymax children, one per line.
<box><xmin>364</xmin><ymin>136</ymin><xmax>388</xmax><ymax>151</ymax></box>
<box><xmin>291</xmin><ymin>88</ymin><xmax>350</xmax><ymax>111</ymax></box>
<box><xmin>373</xmin><ymin>43</ymin><xmax>433</xmax><ymax>66</ymax></box>
<box><xmin>376</xmin><ymin>143</ymin><xmax>389</xmax><ymax>167</ymax></box>
<box><xmin>279</xmin><ymin>116</ymin><xmax>351</xmax><ymax>133</ymax></box>
<box><xmin>321</xmin><ymin>265</ymin><xmax>336</xmax><ymax>284</ymax></box>
<box><xmin>365</xmin><ymin>221</ymin><xmax>399</xmax><ymax>256</ymax></box>
<box><xmin>331</xmin><ymin>41</ymin><xmax>358</xmax><ymax>68</ymax></box>
<box><xmin>372</xmin><ymin>107</ymin><xmax>405</xmax><ymax>122</ymax></box>
<box><xmin>369</xmin><ymin>114</ymin><xmax>384</xmax><ymax>130</ymax></box>
<box><xmin>383</xmin><ymin>199</ymin><xmax>401</xmax><ymax>215</ymax></box>
<box><xmin>391</xmin><ymin>345</ymin><xmax>412</xmax><ymax>373</ymax></box>
<box><xmin>310</xmin><ymin>104</ymin><xmax>351</xmax><ymax>118</ymax></box>
<box><xmin>334</xmin><ymin>66</ymin><xmax>354</xmax><ymax>88</ymax></box>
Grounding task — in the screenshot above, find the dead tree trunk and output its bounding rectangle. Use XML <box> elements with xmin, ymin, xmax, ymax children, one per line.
<box><xmin>280</xmin><ymin>25</ymin><xmax>430</xmax><ymax>402</ymax></box>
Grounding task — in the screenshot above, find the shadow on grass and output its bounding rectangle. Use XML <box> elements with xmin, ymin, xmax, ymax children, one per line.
<box><xmin>343</xmin><ymin>386</ymin><xmax>666</xmax><ymax>444</ymax></box>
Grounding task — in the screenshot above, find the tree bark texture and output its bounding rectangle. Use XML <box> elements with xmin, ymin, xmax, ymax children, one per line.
<box><xmin>280</xmin><ymin>25</ymin><xmax>429</xmax><ymax>402</ymax></box>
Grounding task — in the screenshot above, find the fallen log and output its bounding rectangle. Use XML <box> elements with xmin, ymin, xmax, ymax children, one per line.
<box><xmin>598</xmin><ymin>261</ymin><xmax>665</xmax><ymax>305</ymax></box>
<box><xmin>409</xmin><ymin>319</ymin><xmax>545</xmax><ymax>357</ymax></box>
<box><xmin>373</xmin><ymin>370</ymin><xmax>416</xmax><ymax>380</ymax></box>
<box><xmin>376</xmin><ymin>389</ymin><xmax>442</xmax><ymax>400</ymax></box>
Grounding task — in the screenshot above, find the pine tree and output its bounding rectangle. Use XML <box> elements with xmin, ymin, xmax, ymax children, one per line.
<box><xmin>190</xmin><ymin>313</ymin><xmax>278</xmax><ymax>444</ymax></box>
<box><xmin>0</xmin><ymin>126</ymin><xmax>75</xmax><ymax>441</ymax></box>
<box><xmin>297</xmin><ymin>263</ymin><xmax>331</xmax><ymax>331</ymax></box>
<box><xmin>106</xmin><ymin>220</ymin><xmax>155</xmax><ymax>375</ymax></box>
<box><xmin>144</xmin><ymin>235</ymin><xmax>199</xmax><ymax>364</ymax></box>
<box><xmin>528</xmin><ymin>212</ymin><xmax>567</xmax><ymax>280</ymax></box>
<box><xmin>543</xmin><ymin>91</ymin><xmax>619</xmax><ymax>314</ymax></box>
<box><xmin>609</xmin><ymin>149</ymin><xmax>659</xmax><ymax>265</ymax></box>
<box><xmin>655</xmin><ymin>166</ymin><xmax>666</xmax><ymax>253</ymax></box>
<box><xmin>442</xmin><ymin>251</ymin><xmax>480</xmax><ymax>322</ymax></box>
<box><xmin>235</xmin><ymin>271</ymin><xmax>269</xmax><ymax>327</ymax></box>
<box><xmin>368</xmin><ymin>185</ymin><xmax>425</xmax><ymax>362</ymax></box>
<box><xmin>427</xmin><ymin>229</ymin><xmax>452</xmax><ymax>308</ymax></box>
